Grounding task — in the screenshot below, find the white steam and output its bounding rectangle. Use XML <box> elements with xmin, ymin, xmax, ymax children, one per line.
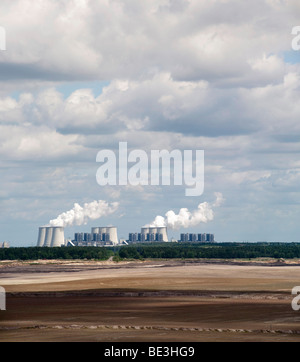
<box><xmin>212</xmin><ymin>192</ymin><xmax>225</xmax><ymax>208</ymax></box>
<box><xmin>147</xmin><ymin>192</ymin><xmax>224</xmax><ymax>230</ymax></box>
<box><xmin>49</xmin><ymin>200</ymin><xmax>119</xmax><ymax>227</ymax></box>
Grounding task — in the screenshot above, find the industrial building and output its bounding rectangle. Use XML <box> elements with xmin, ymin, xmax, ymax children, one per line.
<box><xmin>73</xmin><ymin>226</ymin><xmax>118</xmax><ymax>246</ymax></box>
<box><xmin>37</xmin><ymin>225</ymin><xmax>119</xmax><ymax>247</ymax></box>
<box><xmin>128</xmin><ymin>228</ymin><xmax>214</xmax><ymax>244</ymax></box>
<box><xmin>128</xmin><ymin>226</ymin><xmax>169</xmax><ymax>243</ymax></box>
<box><xmin>179</xmin><ymin>233</ymin><xmax>215</xmax><ymax>243</ymax></box>
<box><xmin>36</xmin><ymin>223</ymin><xmax>215</xmax><ymax>248</ymax></box>
<box><xmin>37</xmin><ymin>226</ymin><xmax>65</xmax><ymax>247</ymax></box>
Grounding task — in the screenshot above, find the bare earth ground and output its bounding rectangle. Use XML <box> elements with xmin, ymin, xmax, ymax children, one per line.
<box><xmin>0</xmin><ymin>258</ymin><xmax>300</xmax><ymax>342</ymax></box>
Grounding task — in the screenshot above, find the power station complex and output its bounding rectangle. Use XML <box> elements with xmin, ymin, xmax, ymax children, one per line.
<box><xmin>179</xmin><ymin>233</ymin><xmax>215</xmax><ymax>243</ymax></box>
<box><xmin>36</xmin><ymin>226</ymin><xmax>119</xmax><ymax>247</ymax></box>
<box><xmin>73</xmin><ymin>226</ymin><xmax>119</xmax><ymax>246</ymax></box>
<box><xmin>36</xmin><ymin>225</ymin><xmax>215</xmax><ymax>247</ymax></box>
<box><xmin>129</xmin><ymin>226</ymin><xmax>169</xmax><ymax>243</ymax></box>
<box><xmin>128</xmin><ymin>229</ymin><xmax>214</xmax><ymax>243</ymax></box>
<box><xmin>37</xmin><ymin>226</ymin><xmax>65</xmax><ymax>247</ymax></box>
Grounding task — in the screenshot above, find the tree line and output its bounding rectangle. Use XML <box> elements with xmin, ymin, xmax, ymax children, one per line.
<box><xmin>1</xmin><ymin>243</ymin><xmax>300</xmax><ymax>261</ymax></box>
<box><xmin>117</xmin><ymin>242</ymin><xmax>300</xmax><ymax>260</ymax></box>
<box><xmin>0</xmin><ymin>246</ymin><xmax>113</xmax><ymax>261</ymax></box>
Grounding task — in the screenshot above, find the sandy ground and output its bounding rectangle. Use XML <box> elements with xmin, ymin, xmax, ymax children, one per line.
<box><xmin>0</xmin><ymin>259</ymin><xmax>300</xmax><ymax>342</ymax></box>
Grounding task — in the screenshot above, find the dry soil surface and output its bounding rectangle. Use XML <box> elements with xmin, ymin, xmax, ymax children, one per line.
<box><xmin>0</xmin><ymin>259</ymin><xmax>300</xmax><ymax>342</ymax></box>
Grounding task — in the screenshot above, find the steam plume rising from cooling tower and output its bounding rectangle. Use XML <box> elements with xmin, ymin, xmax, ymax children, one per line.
<box><xmin>146</xmin><ymin>192</ymin><xmax>224</xmax><ymax>230</ymax></box>
<box><xmin>49</xmin><ymin>200</ymin><xmax>119</xmax><ymax>227</ymax></box>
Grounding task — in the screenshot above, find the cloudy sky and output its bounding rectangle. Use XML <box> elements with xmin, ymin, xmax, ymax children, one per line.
<box><xmin>0</xmin><ymin>0</ymin><xmax>300</xmax><ymax>246</ymax></box>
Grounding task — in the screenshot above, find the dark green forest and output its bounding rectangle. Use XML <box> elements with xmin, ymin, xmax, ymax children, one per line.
<box><xmin>116</xmin><ymin>242</ymin><xmax>300</xmax><ymax>260</ymax></box>
<box><xmin>0</xmin><ymin>246</ymin><xmax>113</xmax><ymax>261</ymax></box>
<box><xmin>1</xmin><ymin>242</ymin><xmax>300</xmax><ymax>261</ymax></box>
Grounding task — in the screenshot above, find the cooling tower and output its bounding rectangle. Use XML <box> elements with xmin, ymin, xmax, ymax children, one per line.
<box><xmin>156</xmin><ymin>226</ymin><xmax>169</xmax><ymax>242</ymax></box>
<box><xmin>50</xmin><ymin>226</ymin><xmax>65</xmax><ymax>247</ymax></box>
<box><xmin>98</xmin><ymin>227</ymin><xmax>107</xmax><ymax>234</ymax></box>
<box><xmin>141</xmin><ymin>227</ymin><xmax>149</xmax><ymax>235</ymax></box>
<box><xmin>140</xmin><ymin>227</ymin><xmax>150</xmax><ymax>242</ymax></box>
<box><xmin>149</xmin><ymin>227</ymin><xmax>157</xmax><ymax>235</ymax></box>
<box><xmin>37</xmin><ymin>227</ymin><xmax>46</xmax><ymax>247</ymax></box>
<box><xmin>106</xmin><ymin>226</ymin><xmax>118</xmax><ymax>245</ymax></box>
<box><xmin>43</xmin><ymin>227</ymin><xmax>53</xmax><ymax>247</ymax></box>
<box><xmin>91</xmin><ymin>227</ymin><xmax>100</xmax><ymax>234</ymax></box>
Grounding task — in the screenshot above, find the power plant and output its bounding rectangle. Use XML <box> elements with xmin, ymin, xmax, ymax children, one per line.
<box><xmin>73</xmin><ymin>226</ymin><xmax>119</xmax><ymax>246</ymax></box>
<box><xmin>129</xmin><ymin>226</ymin><xmax>169</xmax><ymax>243</ymax></box>
<box><xmin>36</xmin><ymin>224</ymin><xmax>215</xmax><ymax>247</ymax></box>
<box><xmin>128</xmin><ymin>228</ymin><xmax>215</xmax><ymax>244</ymax></box>
<box><xmin>36</xmin><ymin>225</ymin><xmax>119</xmax><ymax>247</ymax></box>
<box><xmin>179</xmin><ymin>233</ymin><xmax>215</xmax><ymax>243</ymax></box>
<box><xmin>37</xmin><ymin>226</ymin><xmax>65</xmax><ymax>247</ymax></box>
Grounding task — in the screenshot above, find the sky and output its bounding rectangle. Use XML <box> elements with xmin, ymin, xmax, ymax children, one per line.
<box><xmin>0</xmin><ymin>0</ymin><xmax>300</xmax><ymax>246</ymax></box>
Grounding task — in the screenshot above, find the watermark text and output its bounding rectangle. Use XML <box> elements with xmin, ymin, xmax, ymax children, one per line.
<box><xmin>291</xmin><ymin>286</ymin><xmax>300</xmax><ymax>311</ymax></box>
<box><xmin>96</xmin><ymin>142</ymin><xmax>204</xmax><ymax>197</ymax></box>
<box><xmin>0</xmin><ymin>286</ymin><xmax>6</xmax><ymax>310</ymax></box>
<box><xmin>292</xmin><ymin>26</ymin><xmax>300</xmax><ymax>51</ymax></box>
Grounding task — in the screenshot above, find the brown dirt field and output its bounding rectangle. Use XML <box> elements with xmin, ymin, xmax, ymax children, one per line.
<box><xmin>0</xmin><ymin>259</ymin><xmax>300</xmax><ymax>342</ymax></box>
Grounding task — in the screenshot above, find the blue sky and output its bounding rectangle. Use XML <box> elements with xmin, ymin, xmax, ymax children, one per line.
<box><xmin>283</xmin><ymin>50</ymin><xmax>300</xmax><ymax>64</ymax></box>
<box><xmin>0</xmin><ymin>0</ymin><xmax>300</xmax><ymax>246</ymax></box>
<box><xmin>57</xmin><ymin>81</ymin><xmax>110</xmax><ymax>98</ymax></box>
